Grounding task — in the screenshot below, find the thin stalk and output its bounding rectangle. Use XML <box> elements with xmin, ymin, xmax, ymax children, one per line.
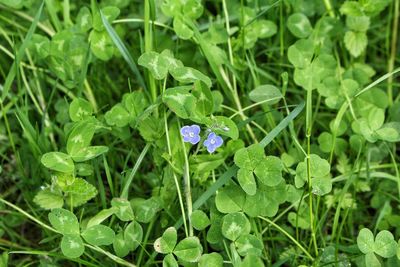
<box><xmin>144</xmin><ymin>0</ymin><xmax>157</xmax><ymax>103</ymax></box>
<box><xmin>164</xmin><ymin>111</ymin><xmax>189</xmax><ymax>237</ymax></box>
<box><xmin>221</xmin><ymin>0</ymin><xmax>258</xmax><ymax>143</ymax></box>
<box><xmin>387</xmin><ymin>0</ymin><xmax>399</xmax><ymax>105</ymax></box>
<box><xmin>305</xmin><ymin>88</ymin><xmax>318</xmax><ymax>257</ymax></box>
<box><xmin>258</xmin><ymin>216</ymin><xmax>314</xmax><ymax>261</ymax></box>
<box><xmin>179</xmin><ymin>120</ymin><xmax>194</xmax><ymax>236</ymax></box>
<box><xmin>323</xmin><ymin>0</ymin><xmax>335</xmax><ymax>18</ymax></box>
<box><xmin>120</xmin><ymin>143</ymin><xmax>150</xmax><ymax>199</ymax></box>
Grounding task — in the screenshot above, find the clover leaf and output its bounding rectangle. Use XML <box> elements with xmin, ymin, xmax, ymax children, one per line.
<box><xmin>190</xmin><ymin>210</ymin><xmax>211</xmax><ymax>231</ymax></box>
<box><xmin>111</xmin><ymin>198</ymin><xmax>134</xmax><ymax>221</ymax></box>
<box><xmin>221</xmin><ymin>212</ymin><xmax>250</xmax><ymax>241</ymax></box>
<box><xmin>154</xmin><ymin>227</ymin><xmax>177</xmax><ymax>254</ymax></box>
<box><xmin>173</xmin><ymin>236</ymin><xmax>203</xmax><ymax>262</ymax></box>
<box><xmin>234</xmin><ymin>145</ymin><xmax>284</xmax><ymax>195</ymax></box>
<box><xmin>138</xmin><ymin>51</ymin><xmax>169</xmax><ymax>80</ymax></box>
<box><xmin>41</xmin><ymin>152</ymin><xmax>74</xmax><ymax>173</ymax></box>
<box><xmin>357</xmin><ymin>228</ymin><xmax>398</xmax><ymax>266</ymax></box>
<box><xmin>295</xmin><ymin>154</ymin><xmax>331</xmax><ymax>196</ymax></box>
<box><xmin>61</xmin><ymin>234</ymin><xmax>85</xmax><ymax>258</ymax></box>
<box><xmin>81</xmin><ymin>224</ymin><xmax>115</xmax><ymax>246</ymax></box>
<box><xmin>48</xmin><ymin>208</ymin><xmax>80</xmax><ymax>235</ymax></box>
<box><xmin>243</xmin><ymin>182</ymin><xmax>287</xmax><ymax>217</ymax></box>
<box><xmin>287</xmin><ymin>13</ymin><xmax>313</xmax><ymax>38</ymax></box>
<box><xmin>69</xmin><ymin>98</ymin><xmax>93</xmax><ymax>122</ymax></box>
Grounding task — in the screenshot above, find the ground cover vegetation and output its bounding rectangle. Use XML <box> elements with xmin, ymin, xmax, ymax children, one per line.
<box><xmin>0</xmin><ymin>0</ymin><xmax>400</xmax><ymax>266</ymax></box>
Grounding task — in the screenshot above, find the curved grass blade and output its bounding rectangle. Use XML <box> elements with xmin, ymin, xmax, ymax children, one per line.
<box><xmin>1</xmin><ymin>1</ymin><xmax>44</xmax><ymax>103</ymax></box>
<box><xmin>100</xmin><ymin>10</ymin><xmax>147</xmax><ymax>91</ymax></box>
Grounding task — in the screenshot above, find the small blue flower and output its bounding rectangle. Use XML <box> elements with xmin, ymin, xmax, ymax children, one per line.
<box><xmin>180</xmin><ymin>125</ymin><xmax>201</xmax><ymax>144</ymax></box>
<box><xmin>203</xmin><ymin>132</ymin><xmax>223</xmax><ymax>153</ymax></box>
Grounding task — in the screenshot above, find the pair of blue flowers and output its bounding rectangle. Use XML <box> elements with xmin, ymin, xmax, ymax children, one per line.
<box><xmin>180</xmin><ymin>125</ymin><xmax>223</xmax><ymax>153</ymax></box>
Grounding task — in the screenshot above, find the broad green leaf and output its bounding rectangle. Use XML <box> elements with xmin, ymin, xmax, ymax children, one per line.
<box><xmin>105</xmin><ymin>104</ymin><xmax>130</xmax><ymax>127</ymax></box>
<box><xmin>76</xmin><ymin>7</ymin><xmax>92</xmax><ymax>32</ymax></box>
<box><xmin>124</xmin><ymin>221</ymin><xmax>143</xmax><ymax>251</ymax></box>
<box><xmin>235</xmin><ymin>234</ymin><xmax>263</xmax><ymax>256</ymax></box>
<box><xmin>344</xmin><ymin>30</ymin><xmax>367</xmax><ymax>58</ymax></box>
<box><xmin>215</xmin><ymin>184</ymin><xmax>245</xmax><ymax>213</ymax></box>
<box><xmin>287</xmin><ymin>13</ymin><xmax>313</xmax><ymax>38</ymax></box>
<box><xmin>87</xmin><ymin>207</ymin><xmax>117</xmax><ymax>228</ymax></box>
<box><xmin>368</xmin><ymin>108</ymin><xmax>385</xmax><ymax>131</ymax></box>
<box><xmin>173</xmin><ymin>17</ymin><xmax>193</xmax><ymax>40</ymax></box>
<box><xmin>69</xmin><ymin>98</ymin><xmax>93</xmax><ymax>122</ymax></box>
<box><xmin>374</xmin><ymin>230</ymin><xmax>397</xmax><ymax>258</ymax></box>
<box><xmin>154</xmin><ymin>227</ymin><xmax>177</xmax><ymax>254</ymax></box>
<box><xmin>183</xmin><ymin>0</ymin><xmax>203</xmax><ymax>19</ymax></box>
<box><xmin>82</xmin><ymin>224</ymin><xmax>115</xmax><ymax>246</ymax></box>
<box><xmin>357</xmin><ymin>228</ymin><xmax>375</xmax><ymax>254</ymax></box>
<box><xmin>113</xmin><ymin>232</ymin><xmax>130</xmax><ymax>257</ymax></box>
<box><xmin>173</xmin><ymin>236</ymin><xmax>203</xmax><ymax>262</ymax></box>
<box><xmin>234</xmin><ymin>144</ymin><xmax>264</xmax><ymax>169</ymax></box>
<box><xmin>63</xmin><ymin>178</ymin><xmax>98</xmax><ymax>207</ymax></box>
<box><xmin>41</xmin><ymin>152</ymin><xmax>74</xmax><ymax>173</ymax></box>
<box><xmin>71</xmin><ymin>146</ymin><xmax>109</xmax><ymax>162</ymax></box>
<box><xmin>66</xmin><ymin>121</ymin><xmax>96</xmax><ymax>156</ymax></box>
<box><xmin>131</xmin><ymin>197</ymin><xmax>160</xmax><ymax>223</ymax></box>
<box><xmin>255</xmin><ymin>20</ymin><xmax>277</xmax><ymax>38</ymax></box>
<box><xmin>242</xmin><ymin>255</ymin><xmax>264</xmax><ymax>267</ymax></box>
<box><xmin>122</xmin><ymin>91</ymin><xmax>149</xmax><ymax>119</ymax></box>
<box><xmin>89</xmin><ymin>30</ymin><xmax>114</xmax><ymax>61</ymax></box>
<box><xmin>93</xmin><ymin>6</ymin><xmax>120</xmax><ymax>31</ymax></box>
<box><xmin>311</xmin><ymin>176</ymin><xmax>332</xmax><ymax>196</ymax></box>
<box><xmin>237</xmin><ymin>169</ymin><xmax>257</xmax><ymax>195</ymax></box>
<box><xmin>310</xmin><ymin>154</ymin><xmax>331</xmax><ymax>177</ymax></box>
<box><xmin>346</xmin><ymin>15</ymin><xmax>370</xmax><ymax>32</ymax></box>
<box><xmin>163</xmin><ymin>253</ymin><xmax>178</xmax><ymax>267</ymax></box>
<box><xmin>161</xmin><ymin>0</ymin><xmax>182</xmax><ymax>17</ymax></box>
<box><xmin>75</xmin><ymin>163</ymin><xmax>94</xmax><ymax>176</ymax></box>
<box><xmin>170</xmin><ymin>67</ymin><xmax>211</xmax><ymax>88</ymax></box>
<box><xmin>340</xmin><ymin>1</ymin><xmax>363</xmax><ymax>16</ymax></box>
<box><xmin>199</xmin><ymin>253</ymin><xmax>223</xmax><ymax>267</ymax></box>
<box><xmin>61</xmin><ymin>234</ymin><xmax>85</xmax><ymax>258</ymax></box>
<box><xmin>190</xmin><ymin>210</ymin><xmax>210</xmax><ymax>231</ymax></box>
<box><xmin>376</xmin><ymin>122</ymin><xmax>400</xmax><ymax>142</ymax></box>
<box><xmin>192</xmin><ymin>80</ymin><xmax>214</xmax><ymax>117</ymax></box>
<box><xmin>287</xmin><ymin>39</ymin><xmax>314</xmax><ymax>68</ymax></box>
<box><xmin>33</xmin><ymin>188</ymin><xmax>64</xmax><ymax>210</ymax></box>
<box><xmin>254</xmin><ymin>156</ymin><xmax>283</xmax><ymax>187</ymax></box>
<box><xmin>221</xmin><ymin>212</ymin><xmax>250</xmax><ymax>241</ymax></box>
<box><xmin>249</xmin><ymin>85</ymin><xmax>282</xmax><ymax>105</ymax></box>
<box><xmin>162</xmin><ymin>86</ymin><xmax>196</xmax><ymax>119</ymax></box>
<box><xmin>243</xmin><ymin>182</ymin><xmax>287</xmax><ymax>217</ymax></box>
<box><xmin>365</xmin><ymin>252</ymin><xmax>381</xmax><ymax>267</ymax></box>
<box><xmin>207</xmin><ymin>116</ymin><xmax>239</xmax><ymax>140</ymax></box>
<box><xmin>48</xmin><ymin>208</ymin><xmax>79</xmax><ymax>235</ymax></box>
<box><xmin>138</xmin><ymin>51</ymin><xmax>169</xmax><ymax>80</ymax></box>
<box><xmin>160</xmin><ymin>49</ymin><xmax>184</xmax><ymax>71</ymax></box>
<box><xmin>111</xmin><ymin>198</ymin><xmax>134</xmax><ymax>221</ymax></box>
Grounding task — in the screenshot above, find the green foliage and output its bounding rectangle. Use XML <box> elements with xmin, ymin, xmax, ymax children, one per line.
<box><xmin>2</xmin><ymin>0</ymin><xmax>399</xmax><ymax>266</ymax></box>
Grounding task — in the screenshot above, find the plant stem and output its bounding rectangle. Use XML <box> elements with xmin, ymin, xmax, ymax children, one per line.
<box><xmin>258</xmin><ymin>216</ymin><xmax>314</xmax><ymax>261</ymax></box>
<box><xmin>164</xmin><ymin>111</ymin><xmax>189</xmax><ymax>237</ymax></box>
<box><xmin>387</xmin><ymin>0</ymin><xmax>399</xmax><ymax>106</ymax></box>
<box><xmin>144</xmin><ymin>0</ymin><xmax>157</xmax><ymax>103</ymax></box>
<box><xmin>305</xmin><ymin>88</ymin><xmax>318</xmax><ymax>257</ymax></box>
<box><xmin>179</xmin><ymin>120</ymin><xmax>193</xmax><ymax>236</ymax></box>
<box><xmin>120</xmin><ymin>143</ymin><xmax>150</xmax><ymax>199</ymax></box>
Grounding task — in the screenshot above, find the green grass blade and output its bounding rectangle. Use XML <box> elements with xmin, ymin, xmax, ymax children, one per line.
<box><xmin>100</xmin><ymin>10</ymin><xmax>147</xmax><ymax>91</ymax></box>
<box><xmin>1</xmin><ymin>1</ymin><xmax>44</xmax><ymax>103</ymax></box>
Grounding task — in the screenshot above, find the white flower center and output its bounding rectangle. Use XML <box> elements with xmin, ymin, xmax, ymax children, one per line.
<box><xmin>189</xmin><ymin>132</ymin><xmax>194</xmax><ymax>137</ymax></box>
<box><xmin>210</xmin><ymin>139</ymin><xmax>215</xmax><ymax>144</ymax></box>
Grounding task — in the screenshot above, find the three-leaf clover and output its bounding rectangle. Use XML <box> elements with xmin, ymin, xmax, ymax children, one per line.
<box><xmin>357</xmin><ymin>228</ymin><xmax>398</xmax><ymax>266</ymax></box>
<box><xmin>154</xmin><ymin>227</ymin><xmax>203</xmax><ymax>264</ymax></box>
<box><xmin>234</xmin><ymin>144</ymin><xmax>283</xmax><ymax>195</ymax></box>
